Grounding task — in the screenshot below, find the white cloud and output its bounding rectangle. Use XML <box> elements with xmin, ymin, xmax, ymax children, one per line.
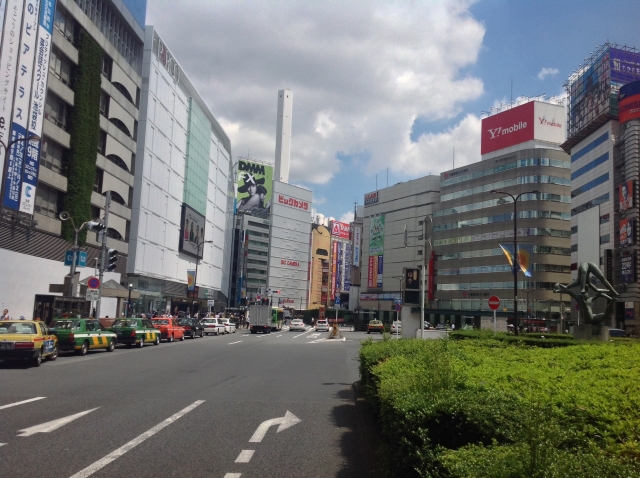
<box><xmin>537</xmin><ymin>67</ymin><xmax>559</xmax><ymax>80</ymax></box>
<box><xmin>147</xmin><ymin>0</ymin><xmax>485</xmax><ymax>184</ymax></box>
<box><xmin>339</xmin><ymin>211</ymin><xmax>355</xmax><ymax>223</ymax></box>
<box><xmin>314</xmin><ymin>196</ymin><xmax>327</xmax><ymax>205</ymax></box>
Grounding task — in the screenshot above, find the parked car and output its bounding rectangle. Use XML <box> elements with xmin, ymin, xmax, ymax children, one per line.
<box><xmin>289</xmin><ymin>319</ymin><xmax>305</xmax><ymax>331</ymax></box>
<box><xmin>367</xmin><ymin>320</ymin><xmax>384</xmax><ymax>334</ymax></box>
<box><xmin>609</xmin><ymin>328</ymin><xmax>626</xmax><ymax>337</ymax></box>
<box><xmin>315</xmin><ymin>320</ymin><xmax>330</xmax><ymax>332</ymax></box>
<box><xmin>391</xmin><ymin>321</ymin><xmax>401</xmax><ymax>333</ymax></box>
<box><xmin>108</xmin><ymin>318</ymin><xmax>161</xmax><ymax>347</ymax></box>
<box><xmin>151</xmin><ymin>318</ymin><xmax>185</xmax><ymax>342</ymax></box>
<box><xmin>221</xmin><ymin>318</ymin><xmax>236</xmax><ymax>333</ymax></box>
<box><xmin>202</xmin><ymin>318</ymin><xmax>225</xmax><ymax>336</ymax></box>
<box><xmin>0</xmin><ymin>320</ymin><xmax>58</xmax><ymax>367</ymax></box>
<box><xmin>178</xmin><ymin>318</ymin><xmax>204</xmax><ymax>338</ymax></box>
<box><xmin>434</xmin><ymin>323</ymin><xmax>451</xmax><ymax>330</ymax></box>
<box><xmin>50</xmin><ymin>318</ymin><xmax>117</xmax><ymax>355</ymax></box>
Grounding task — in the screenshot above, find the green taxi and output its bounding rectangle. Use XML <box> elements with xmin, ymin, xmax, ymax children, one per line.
<box><xmin>50</xmin><ymin>318</ymin><xmax>117</xmax><ymax>355</ymax></box>
<box><xmin>108</xmin><ymin>318</ymin><xmax>160</xmax><ymax>347</ymax></box>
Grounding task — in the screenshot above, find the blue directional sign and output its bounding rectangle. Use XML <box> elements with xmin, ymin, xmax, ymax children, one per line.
<box><xmin>64</xmin><ymin>250</ymin><xmax>87</xmax><ymax>267</ymax></box>
<box><xmin>334</xmin><ymin>296</ymin><xmax>341</xmax><ymax>305</ymax></box>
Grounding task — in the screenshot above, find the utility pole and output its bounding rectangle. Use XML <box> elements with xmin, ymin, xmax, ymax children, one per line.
<box><xmin>96</xmin><ymin>192</ymin><xmax>111</xmax><ymax>320</ymax></box>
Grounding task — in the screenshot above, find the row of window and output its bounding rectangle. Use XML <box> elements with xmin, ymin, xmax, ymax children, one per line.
<box><xmin>439</xmin><ymin>245</ymin><xmax>571</xmax><ymax>261</ymax></box>
<box><xmin>440</xmin><ymin>176</ymin><xmax>571</xmax><ymax>202</ymax></box>
<box><xmin>248</xmin><ymin>249</ymin><xmax>268</xmax><ymax>257</ymax></box>
<box><xmin>247</xmin><ymin>258</ymin><xmax>268</xmax><ymax>266</ymax></box>
<box><xmin>248</xmin><ymin>240</ymin><xmax>269</xmax><ymax>248</ymax></box>
<box><xmin>571</xmin><ymin>193</ymin><xmax>609</xmax><ymax>216</ymax></box>
<box><xmin>434</xmin><ymin>210</ymin><xmax>570</xmax><ymax>232</ymax></box>
<box><xmin>440</xmin><ymin>157</ymin><xmax>570</xmax><ymax>188</ymax></box>
<box><xmin>436</xmin><ymin>192</ymin><xmax>571</xmax><ymax>217</ymax></box>
<box><xmin>571</xmin><ymin>132</ymin><xmax>609</xmax><ymax>163</ymax></box>
<box><xmin>571</xmin><ymin>173</ymin><xmax>609</xmax><ymax>198</ymax></box>
<box><xmin>247</xmin><ymin>231</ymin><xmax>269</xmax><ymax>239</ymax></box>
<box><xmin>248</xmin><ymin>221</ymin><xmax>270</xmax><ymax>230</ymax></box>
<box><xmin>434</xmin><ymin>228</ymin><xmax>571</xmax><ymax>247</ymax></box>
<box><xmin>437</xmin><ymin>264</ymin><xmax>572</xmax><ymax>276</ymax></box>
<box><xmin>571</xmin><ymin>152</ymin><xmax>609</xmax><ymax>180</ymax></box>
<box><xmin>437</xmin><ymin>281</ymin><xmax>558</xmax><ymax>291</ymax></box>
<box><xmin>246</xmin><ymin>268</ymin><xmax>267</xmax><ymax>276</ymax></box>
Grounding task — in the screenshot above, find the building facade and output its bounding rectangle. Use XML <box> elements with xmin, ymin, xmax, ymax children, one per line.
<box><xmin>127</xmin><ymin>26</ymin><xmax>233</xmax><ymax>316</ymax></box>
<box><xmin>0</xmin><ymin>0</ymin><xmax>146</xmax><ymax>321</ymax></box>
<box><xmin>308</xmin><ymin>222</ymin><xmax>330</xmax><ymax>309</ymax></box>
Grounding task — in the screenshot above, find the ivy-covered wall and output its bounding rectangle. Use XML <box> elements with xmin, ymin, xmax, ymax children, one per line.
<box><xmin>61</xmin><ymin>32</ymin><xmax>103</xmax><ymax>244</ymax></box>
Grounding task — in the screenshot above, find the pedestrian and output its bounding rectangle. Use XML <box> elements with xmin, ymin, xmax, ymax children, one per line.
<box><xmin>1</xmin><ymin>309</ymin><xmax>10</xmax><ymax>320</ymax></box>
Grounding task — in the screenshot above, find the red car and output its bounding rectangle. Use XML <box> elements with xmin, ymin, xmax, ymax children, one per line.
<box><xmin>151</xmin><ymin>318</ymin><xmax>185</xmax><ymax>342</ymax></box>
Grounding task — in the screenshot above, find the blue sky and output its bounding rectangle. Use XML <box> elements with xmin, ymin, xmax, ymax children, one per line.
<box><xmin>147</xmin><ymin>1</ymin><xmax>640</xmax><ymax>223</ymax></box>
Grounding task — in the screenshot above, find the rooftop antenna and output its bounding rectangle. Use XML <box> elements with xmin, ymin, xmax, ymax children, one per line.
<box><xmin>353</xmin><ymin>200</ymin><xmax>358</xmax><ymax>220</ymax></box>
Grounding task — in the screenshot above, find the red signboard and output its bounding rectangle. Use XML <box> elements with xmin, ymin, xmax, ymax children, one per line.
<box><xmin>331</xmin><ymin>221</ymin><xmax>351</xmax><ymax>239</ymax></box>
<box><xmin>488</xmin><ymin>296</ymin><xmax>500</xmax><ymax>310</ymax></box>
<box><xmin>277</xmin><ymin>194</ymin><xmax>309</xmax><ymax>210</ymax></box>
<box><xmin>368</xmin><ymin>256</ymin><xmax>376</xmax><ymax>288</ymax></box>
<box><xmin>619</xmin><ymin>80</ymin><xmax>640</xmax><ymax>123</ymax></box>
<box><xmin>481</xmin><ymin>102</ymin><xmax>534</xmax><ymax>155</ymax></box>
<box><xmin>280</xmin><ymin>259</ymin><xmax>300</xmax><ymax>267</ymax></box>
<box><xmin>331</xmin><ymin>241</ymin><xmax>338</xmax><ymax>300</ymax></box>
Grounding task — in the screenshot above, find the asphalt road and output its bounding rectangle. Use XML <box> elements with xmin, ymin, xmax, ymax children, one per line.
<box><xmin>1</xmin><ymin>327</ymin><xmax>386</xmax><ymax>478</ymax></box>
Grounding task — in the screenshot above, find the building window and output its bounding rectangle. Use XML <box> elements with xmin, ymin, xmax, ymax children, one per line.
<box><xmin>49</xmin><ymin>47</ymin><xmax>74</xmax><ymax>86</ymax></box>
<box><xmin>98</xmin><ymin>131</ymin><xmax>107</xmax><ymax>155</ymax></box>
<box><xmin>93</xmin><ymin>169</ymin><xmax>103</xmax><ymax>193</ymax></box>
<box><xmin>600</xmin><ymin>234</ymin><xmax>610</xmax><ymax>245</ymax></box>
<box><xmin>34</xmin><ymin>185</ymin><xmax>60</xmax><ymax>218</ymax></box>
<box><xmin>106</xmin><ymin>154</ymin><xmax>129</xmax><ymax>172</ymax></box>
<box><xmin>40</xmin><ymin>139</ymin><xmax>67</xmax><ymax>175</ymax></box>
<box><xmin>109</xmin><ymin>118</ymin><xmax>132</xmax><ymax>138</ymax></box>
<box><xmin>99</xmin><ymin>91</ymin><xmax>110</xmax><ymax>117</ymax></box>
<box><xmin>54</xmin><ymin>7</ymin><xmax>76</xmax><ymax>44</ymax></box>
<box><xmin>45</xmin><ymin>94</ymin><xmax>70</xmax><ymax>131</ymax></box>
<box><xmin>102</xmin><ymin>54</ymin><xmax>112</xmax><ymax>80</ymax></box>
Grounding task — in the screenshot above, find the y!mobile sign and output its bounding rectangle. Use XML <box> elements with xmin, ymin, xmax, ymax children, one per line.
<box><xmin>481</xmin><ymin>101</ymin><xmax>564</xmax><ymax>155</ymax></box>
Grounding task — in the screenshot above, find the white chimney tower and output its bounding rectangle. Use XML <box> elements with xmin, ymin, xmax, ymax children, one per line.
<box><xmin>274</xmin><ymin>89</ymin><xmax>293</xmax><ymax>183</ymax></box>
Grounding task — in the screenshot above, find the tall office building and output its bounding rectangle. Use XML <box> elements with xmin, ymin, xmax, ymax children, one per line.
<box><xmin>432</xmin><ymin>99</ymin><xmax>572</xmax><ymax>329</ymax></box>
<box><xmin>563</xmin><ymin>44</ymin><xmax>640</xmax><ymax>330</ymax></box>
<box><xmin>0</xmin><ymin>0</ymin><xmax>146</xmax><ymax>320</ymax></box>
<box><xmin>127</xmin><ymin>26</ymin><xmax>233</xmax><ymax>316</ymax></box>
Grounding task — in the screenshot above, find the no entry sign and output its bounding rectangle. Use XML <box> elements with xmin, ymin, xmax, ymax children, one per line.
<box><xmin>488</xmin><ymin>296</ymin><xmax>500</xmax><ymax>311</ymax></box>
<box><xmin>87</xmin><ymin>277</ymin><xmax>101</xmax><ymax>290</ymax></box>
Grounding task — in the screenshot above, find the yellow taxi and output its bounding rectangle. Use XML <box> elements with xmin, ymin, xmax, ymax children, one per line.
<box><xmin>0</xmin><ymin>320</ymin><xmax>58</xmax><ymax>367</ymax></box>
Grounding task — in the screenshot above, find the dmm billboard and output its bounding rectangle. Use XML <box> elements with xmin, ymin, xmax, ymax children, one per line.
<box><xmin>236</xmin><ymin>159</ymin><xmax>273</xmax><ymax>217</ymax></box>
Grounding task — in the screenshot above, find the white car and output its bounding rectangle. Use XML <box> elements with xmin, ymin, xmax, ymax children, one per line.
<box><xmin>289</xmin><ymin>319</ymin><xmax>305</xmax><ymax>331</ymax></box>
<box><xmin>391</xmin><ymin>321</ymin><xmax>401</xmax><ymax>333</ymax></box>
<box><xmin>216</xmin><ymin>317</ymin><xmax>231</xmax><ymax>334</ymax></box>
<box><xmin>221</xmin><ymin>318</ymin><xmax>236</xmax><ymax>333</ymax></box>
<box><xmin>202</xmin><ymin>318</ymin><xmax>225</xmax><ymax>336</ymax></box>
<box><xmin>315</xmin><ymin>320</ymin><xmax>330</xmax><ymax>332</ymax></box>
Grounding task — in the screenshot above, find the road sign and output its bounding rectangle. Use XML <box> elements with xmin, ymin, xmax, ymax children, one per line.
<box><xmin>64</xmin><ymin>250</ymin><xmax>87</xmax><ymax>267</ymax></box>
<box><xmin>85</xmin><ymin>289</ymin><xmax>99</xmax><ymax>301</ymax></box>
<box><xmin>207</xmin><ymin>300</ymin><xmax>215</xmax><ymax>307</ymax></box>
<box><xmin>395</xmin><ymin>303</ymin><xmax>401</xmax><ymax>312</ymax></box>
<box><xmin>87</xmin><ymin>277</ymin><xmax>100</xmax><ymax>289</ymax></box>
<box><xmin>488</xmin><ymin>296</ymin><xmax>500</xmax><ymax>310</ymax></box>
<box><xmin>334</xmin><ymin>297</ymin><xmax>340</xmax><ymax>305</ymax></box>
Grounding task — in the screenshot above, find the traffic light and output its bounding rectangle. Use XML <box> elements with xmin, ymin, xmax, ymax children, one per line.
<box><xmin>107</xmin><ymin>249</ymin><xmax>118</xmax><ymax>272</ymax></box>
<box><xmin>86</xmin><ymin>221</ymin><xmax>105</xmax><ymax>231</ymax></box>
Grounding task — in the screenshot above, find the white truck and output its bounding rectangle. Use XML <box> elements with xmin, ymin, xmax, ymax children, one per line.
<box><xmin>248</xmin><ymin>305</ymin><xmax>272</xmax><ymax>334</ymax></box>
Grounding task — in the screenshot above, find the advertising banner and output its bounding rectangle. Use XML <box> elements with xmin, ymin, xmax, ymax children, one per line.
<box><xmin>610</xmin><ymin>48</ymin><xmax>640</xmax><ymax>85</ymax></box>
<box><xmin>179</xmin><ymin>203</ymin><xmax>206</xmax><ymax>258</ymax></box>
<box><xmin>335</xmin><ymin>241</ymin><xmax>342</xmax><ymax>292</ymax></box>
<box><xmin>499</xmin><ymin>243</ymin><xmax>533</xmax><ymax>277</ymax></box>
<box><xmin>620</xmin><ymin>218</ymin><xmax>633</xmax><ymax>246</ymax></box>
<box><xmin>20</xmin><ymin>0</ymin><xmax>56</xmax><ymax>214</ymax></box>
<box><xmin>619</xmin><ymin>180</ymin><xmax>633</xmax><ymax>211</ymax></box>
<box><xmin>481</xmin><ymin>102</ymin><xmax>534</xmax><ymax>155</ymax></box>
<box><xmin>236</xmin><ymin>159</ymin><xmax>273</xmax><ymax>217</ymax></box>
<box><xmin>331</xmin><ymin>240</ymin><xmax>338</xmax><ymax>300</ymax></box>
<box><xmin>331</xmin><ymin>220</ymin><xmax>350</xmax><ymax>239</ymax></box>
<box><xmin>367</xmin><ymin>255</ymin><xmax>376</xmax><ymax>289</ymax></box>
<box><xmin>364</xmin><ymin>190</ymin><xmax>378</xmax><ymax>206</ymax></box>
<box><xmin>0</xmin><ymin>0</ymin><xmax>23</xmax><ymax>179</ymax></box>
<box><xmin>621</xmin><ymin>255</ymin><xmax>635</xmax><ymax>284</ymax></box>
<box><xmin>344</xmin><ymin>244</ymin><xmax>351</xmax><ymax>290</ymax></box>
<box><xmin>377</xmin><ymin>255</ymin><xmax>383</xmax><ymax>288</ymax></box>
<box><xmin>404</xmin><ymin>268</ymin><xmax>419</xmax><ymax>290</ymax></box>
<box><xmin>3</xmin><ymin>0</ymin><xmax>40</xmax><ymax>210</ymax></box>
<box><xmin>619</xmin><ymin>80</ymin><xmax>640</xmax><ymax>123</ymax></box>
<box><xmin>369</xmin><ymin>215</ymin><xmax>385</xmax><ymax>254</ymax></box>
<box><xmin>187</xmin><ymin>270</ymin><xmax>196</xmax><ymax>291</ymax></box>
<box><xmin>353</xmin><ymin>226</ymin><xmax>361</xmax><ymax>265</ymax></box>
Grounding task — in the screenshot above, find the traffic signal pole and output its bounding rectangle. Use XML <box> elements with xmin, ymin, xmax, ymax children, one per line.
<box><xmin>96</xmin><ymin>192</ymin><xmax>111</xmax><ymax>320</ymax></box>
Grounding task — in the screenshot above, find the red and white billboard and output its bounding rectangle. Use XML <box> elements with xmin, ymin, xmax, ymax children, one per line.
<box><xmin>481</xmin><ymin>101</ymin><xmax>565</xmax><ymax>155</ymax></box>
<box><xmin>619</xmin><ymin>80</ymin><xmax>640</xmax><ymax>123</ymax></box>
<box><xmin>331</xmin><ymin>221</ymin><xmax>351</xmax><ymax>239</ymax></box>
<box><xmin>620</xmin><ymin>180</ymin><xmax>633</xmax><ymax>211</ymax></box>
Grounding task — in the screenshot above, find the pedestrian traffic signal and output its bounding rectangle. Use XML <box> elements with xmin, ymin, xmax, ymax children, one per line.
<box><xmin>107</xmin><ymin>249</ymin><xmax>118</xmax><ymax>272</ymax></box>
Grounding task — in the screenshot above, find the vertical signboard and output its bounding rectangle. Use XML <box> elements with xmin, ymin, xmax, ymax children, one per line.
<box><xmin>344</xmin><ymin>243</ymin><xmax>351</xmax><ymax>290</ymax></box>
<box><xmin>368</xmin><ymin>215</ymin><xmax>385</xmax><ymax>289</ymax></box>
<box><xmin>20</xmin><ymin>0</ymin><xmax>55</xmax><ymax>214</ymax></box>
<box><xmin>619</xmin><ymin>180</ymin><xmax>633</xmax><ymax>211</ymax></box>
<box><xmin>620</xmin><ymin>218</ymin><xmax>633</xmax><ymax>246</ymax></box>
<box><xmin>352</xmin><ymin>226</ymin><xmax>361</xmax><ymax>265</ymax></box>
<box><xmin>331</xmin><ymin>240</ymin><xmax>338</xmax><ymax>300</ymax></box>
<box><xmin>236</xmin><ymin>159</ymin><xmax>273</xmax><ymax>218</ymax></box>
<box><xmin>620</xmin><ymin>255</ymin><xmax>635</xmax><ymax>284</ymax></box>
<box><xmin>3</xmin><ymin>0</ymin><xmax>39</xmax><ymax>210</ymax></box>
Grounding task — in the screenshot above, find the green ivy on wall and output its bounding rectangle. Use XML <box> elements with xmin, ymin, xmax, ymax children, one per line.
<box><xmin>61</xmin><ymin>32</ymin><xmax>103</xmax><ymax>244</ymax></box>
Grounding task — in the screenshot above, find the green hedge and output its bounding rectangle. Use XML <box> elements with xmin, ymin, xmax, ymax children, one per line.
<box><xmin>62</xmin><ymin>32</ymin><xmax>103</xmax><ymax>244</ymax></box>
<box><xmin>450</xmin><ymin>330</ymin><xmax>577</xmax><ymax>348</ymax></box>
<box><xmin>359</xmin><ymin>337</ymin><xmax>640</xmax><ymax>477</ymax></box>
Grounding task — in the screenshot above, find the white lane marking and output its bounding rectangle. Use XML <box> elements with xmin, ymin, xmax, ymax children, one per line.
<box><xmin>0</xmin><ymin>443</ymin><xmax>5</xmax><ymax>447</ymax></box>
<box><xmin>228</xmin><ymin>341</ymin><xmax>243</xmax><ymax>345</ymax></box>
<box><xmin>276</xmin><ymin>335</ymin><xmax>282</xmax><ymax>337</ymax></box>
<box><xmin>249</xmin><ymin>411</ymin><xmax>301</xmax><ymax>443</ymax></box>
<box><xmin>0</xmin><ymin>397</ymin><xmax>46</xmax><ymax>410</ymax></box>
<box><xmin>235</xmin><ymin>450</ymin><xmax>255</xmax><ymax>463</ymax></box>
<box><xmin>18</xmin><ymin>408</ymin><xmax>100</xmax><ymax>437</ymax></box>
<box><xmin>68</xmin><ymin>400</ymin><xmax>204</xmax><ymax>478</ymax></box>
<box><xmin>224</xmin><ymin>474</ymin><xmax>242</xmax><ymax>478</ymax></box>
<box><xmin>292</xmin><ymin>329</ymin><xmax>314</xmax><ymax>339</ymax></box>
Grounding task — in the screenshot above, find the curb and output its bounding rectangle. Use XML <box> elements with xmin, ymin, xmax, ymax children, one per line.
<box><xmin>352</xmin><ymin>381</ymin><xmax>381</xmax><ymax>477</ymax></box>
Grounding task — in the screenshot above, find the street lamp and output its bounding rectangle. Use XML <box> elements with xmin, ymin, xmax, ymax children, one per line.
<box><xmin>127</xmin><ymin>283</ymin><xmax>133</xmax><ymax>317</ymax></box>
<box><xmin>490</xmin><ymin>189</ymin><xmax>540</xmax><ymax>336</ymax></box>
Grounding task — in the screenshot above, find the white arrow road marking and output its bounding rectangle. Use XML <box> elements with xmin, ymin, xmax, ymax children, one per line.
<box><xmin>68</xmin><ymin>400</ymin><xmax>204</xmax><ymax>478</ymax></box>
<box><xmin>0</xmin><ymin>397</ymin><xmax>46</xmax><ymax>410</ymax></box>
<box><xmin>235</xmin><ymin>450</ymin><xmax>255</xmax><ymax>463</ymax></box>
<box><xmin>18</xmin><ymin>408</ymin><xmax>99</xmax><ymax>437</ymax></box>
<box><xmin>228</xmin><ymin>341</ymin><xmax>243</xmax><ymax>345</ymax></box>
<box><xmin>0</xmin><ymin>443</ymin><xmax>5</xmax><ymax>447</ymax></box>
<box><xmin>249</xmin><ymin>410</ymin><xmax>301</xmax><ymax>443</ymax></box>
<box><xmin>224</xmin><ymin>474</ymin><xmax>242</xmax><ymax>478</ymax></box>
